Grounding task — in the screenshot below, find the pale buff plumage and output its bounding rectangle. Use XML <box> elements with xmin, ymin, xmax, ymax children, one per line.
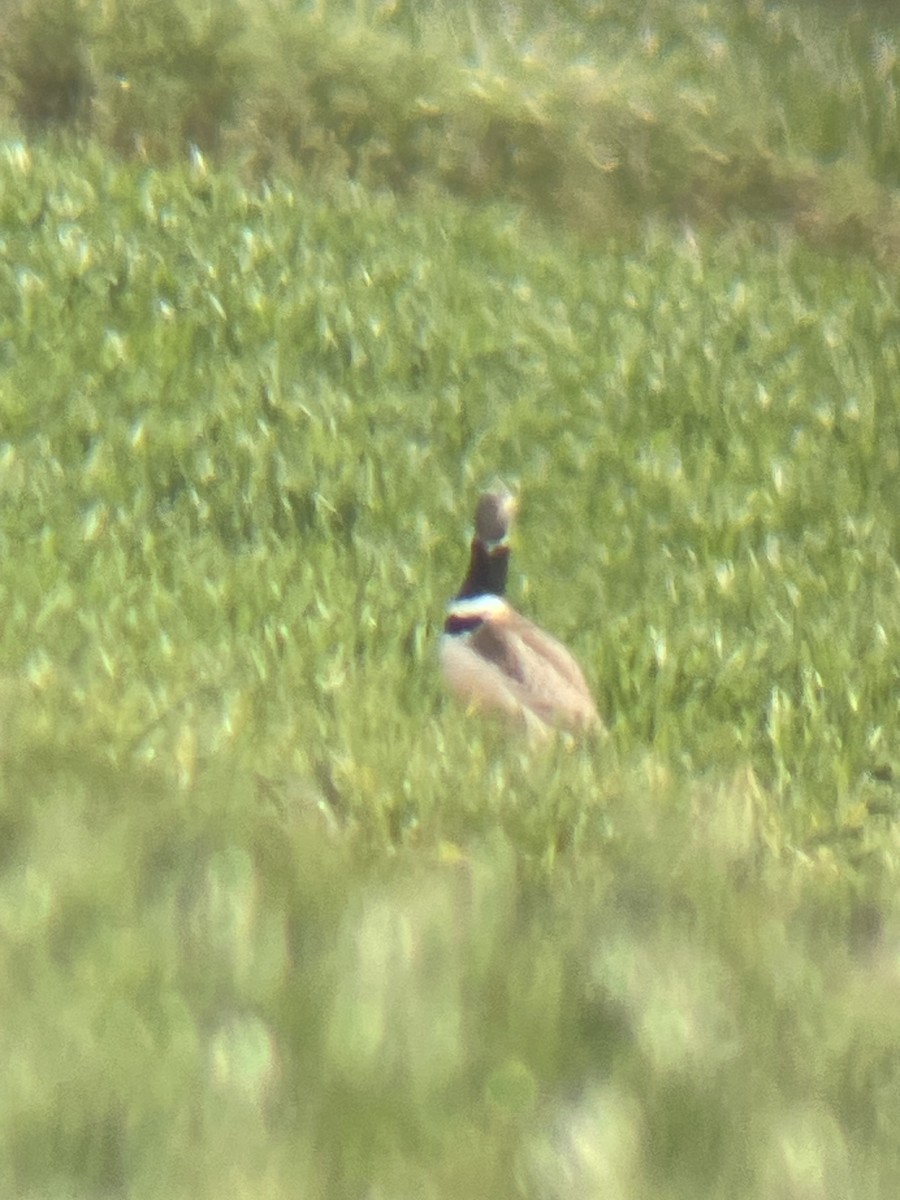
<box><xmin>440</xmin><ymin>493</ymin><xmax>602</xmax><ymax>739</ymax></box>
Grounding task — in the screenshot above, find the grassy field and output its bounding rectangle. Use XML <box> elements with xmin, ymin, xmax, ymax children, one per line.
<box><xmin>4</xmin><ymin>0</ymin><xmax>900</xmax><ymax>256</ymax></box>
<box><xmin>1</xmin><ymin>1</ymin><xmax>900</xmax><ymax>1197</ymax></box>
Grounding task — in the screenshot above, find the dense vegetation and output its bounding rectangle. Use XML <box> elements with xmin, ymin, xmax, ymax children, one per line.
<box><xmin>3</xmin><ymin>0</ymin><xmax>900</xmax><ymax>255</ymax></box>
<box><xmin>0</xmin><ymin>1</ymin><xmax>898</xmax><ymax>1197</ymax></box>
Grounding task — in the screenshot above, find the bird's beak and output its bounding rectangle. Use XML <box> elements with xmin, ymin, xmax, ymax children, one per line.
<box><xmin>499</xmin><ymin>491</ymin><xmax>519</xmax><ymax>524</ymax></box>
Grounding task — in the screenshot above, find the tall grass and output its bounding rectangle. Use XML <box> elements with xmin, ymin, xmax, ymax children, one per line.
<box><xmin>0</xmin><ymin>133</ymin><xmax>898</xmax><ymax>1195</ymax></box>
<box><xmin>1</xmin><ymin>3</ymin><xmax>899</xmax><ymax>1196</ymax></box>
<box><xmin>2</xmin><ymin>0</ymin><xmax>900</xmax><ymax>253</ymax></box>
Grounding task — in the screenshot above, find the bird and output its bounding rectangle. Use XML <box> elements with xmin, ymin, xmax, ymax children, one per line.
<box><xmin>440</xmin><ymin>489</ymin><xmax>602</xmax><ymax>739</ymax></box>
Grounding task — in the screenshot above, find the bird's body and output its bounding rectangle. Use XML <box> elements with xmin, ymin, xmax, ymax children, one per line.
<box><xmin>440</xmin><ymin>491</ymin><xmax>601</xmax><ymax>738</ymax></box>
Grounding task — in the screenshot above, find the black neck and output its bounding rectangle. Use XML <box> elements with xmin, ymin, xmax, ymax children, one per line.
<box><xmin>455</xmin><ymin>539</ymin><xmax>509</xmax><ymax>600</ymax></box>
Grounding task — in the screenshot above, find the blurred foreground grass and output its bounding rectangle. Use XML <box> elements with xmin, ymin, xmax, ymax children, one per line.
<box><xmin>4</xmin><ymin>745</ymin><xmax>900</xmax><ymax>1199</ymax></box>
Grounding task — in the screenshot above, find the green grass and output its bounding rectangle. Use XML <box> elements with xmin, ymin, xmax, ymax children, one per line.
<box><xmin>1</xmin><ymin>3</ymin><xmax>900</xmax><ymax>1196</ymax></box>
<box><xmin>1</xmin><ymin>137</ymin><xmax>899</xmax><ymax>1199</ymax></box>
<box><xmin>3</xmin><ymin>0</ymin><xmax>900</xmax><ymax>256</ymax></box>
